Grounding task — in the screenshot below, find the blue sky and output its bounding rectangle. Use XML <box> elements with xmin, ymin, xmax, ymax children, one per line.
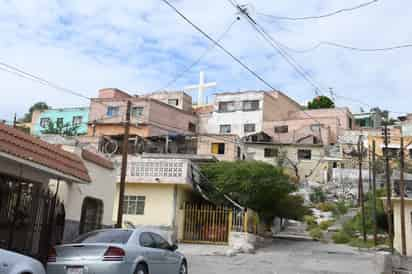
<box><xmin>0</xmin><ymin>0</ymin><xmax>411</xmax><ymax>121</ymax></box>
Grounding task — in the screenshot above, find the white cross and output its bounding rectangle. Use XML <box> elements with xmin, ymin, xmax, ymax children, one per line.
<box><xmin>184</xmin><ymin>71</ymin><xmax>217</xmax><ymax>105</ymax></box>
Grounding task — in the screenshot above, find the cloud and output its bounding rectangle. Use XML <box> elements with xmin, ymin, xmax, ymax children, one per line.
<box><xmin>0</xmin><ymin>0</ymin><xmax>411</xmax><ymax>121</ymax></box>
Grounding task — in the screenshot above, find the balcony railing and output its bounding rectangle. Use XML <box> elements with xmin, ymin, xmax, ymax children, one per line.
<box><xmin>116</xmin><ymin>157</ymin><xmax>192</xmax><ymax>184</ymax></box>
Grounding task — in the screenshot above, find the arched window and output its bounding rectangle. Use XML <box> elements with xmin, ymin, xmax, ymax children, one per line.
<box><xmin>79</xmin><ymin>197</ymin><xmax>103</xmax><ymax>235</ymax></box>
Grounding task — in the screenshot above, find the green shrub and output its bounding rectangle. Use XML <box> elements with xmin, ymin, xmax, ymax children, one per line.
<box><xmin>332</xmin><ymin>231</ymin><xmax>351</xmax><ymax>244</ymax></box>
<box><xmin>310</xmin><ymin>187</ymin><xmax>326</xmax><ymax>204</ymax></box>
<box><xmin>319</xmin><ymin>220</ymin><xmax>334</xmax><ymax>231</ymax></box>
<box><xmin>317</xmin><ymin>202</ymin><xmax>336</xmax><ymax>212</ymax></box>
<box><xmin>309</xmin><ymin>227</ymin><xmax>323</xmax><ymax>241</ymax></box>
<box><xmin>304</xmin><ymin>215</ymin><xmax>318</xmax><ymax>230</ymax></box>
<box><xmin>333</xmin><ymin>200</ymin><xmax>348</xmax><ymax>217</ymax></box>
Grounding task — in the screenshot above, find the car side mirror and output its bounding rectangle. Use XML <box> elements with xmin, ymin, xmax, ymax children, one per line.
<box><xmin>169</xmin><ymin>244</ymin><xmax>178</xmax><ymax>251</ymax></box>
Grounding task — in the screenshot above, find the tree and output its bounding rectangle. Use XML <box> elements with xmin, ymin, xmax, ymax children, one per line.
<box><xmin>21</xmin><ymin>102</ymin><xmax>50</xmax><ymax>122</ymax></box>
<box><xmin>308</xmin><ymin>96</ymin><xmax>335</xmax><ymax>109</ymax></box>
<box><xmin>200</xmin><ymin>161</ymin><xmax>310</xmax><ymax>224</ymax></box>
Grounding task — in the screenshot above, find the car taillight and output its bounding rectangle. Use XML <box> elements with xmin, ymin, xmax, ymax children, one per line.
<box><xmin>103</xmin><ymin>246</ymin><xmax>125</xmax><ymax>261</ymax></box>
<box><xmin>47</xmin><ymin>247</ymin><xmax>57</xmax><ymax>263</ymax></box>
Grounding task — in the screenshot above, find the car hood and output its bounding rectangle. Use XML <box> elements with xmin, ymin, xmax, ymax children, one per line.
<box><xmin>0</xmin><ymin>249</ymin><xmax>45</xmax><ymax>274</ymax></box>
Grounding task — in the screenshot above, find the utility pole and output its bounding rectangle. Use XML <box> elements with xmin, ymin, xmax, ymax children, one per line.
<box><xmin>383</xmin><ymin>122</ymin><xmax>394</xmax><ymax>253</ymax></box>
<box><xmin>116</xmin><ymin>100</ymin><xmax>132</xmax><ymax>228</ymax></box>
<box><xmin>372</xmin><ymin>140</ymin><xmax>378</xmax><ymax>246</ymax></box>
<box><xmin>358</xmin><ymin>135</ymin><xmax>367</xmax><ymax>242</ymax></box>
<box><xmin>13</xmin><ymin>113</ymin><xmax>17</xmax><ymax>128</ymax></box>
<box><xmin>400</xmin><ymin>136</ymin><xmax>407</xmax><ymax>256</ymax></box>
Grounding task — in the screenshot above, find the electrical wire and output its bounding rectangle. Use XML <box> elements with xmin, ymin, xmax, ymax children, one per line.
<box><xmin>159</xmin><ymin>0</ymin><xmax>278</xmax><ymax>92</ymax></box>
<box><xmin>155</xmin><ymin>18</ymin><xmax>239</xmax><ymax>92</ymax></box>
<box><xmin>277</xmin><ymin>41</ymin><xmax>412</xmax><ymax>53</ymax></box>
<box><xmin>258</xmin><ymin>0</ymin><xmax>379</xmax><ymax>21</ymax></box>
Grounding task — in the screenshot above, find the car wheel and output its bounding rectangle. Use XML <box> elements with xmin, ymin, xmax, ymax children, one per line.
<box><xmin>179</xmin><ymin>261</ymin><xmax>188</xmax><ymax>274</ymax></box>
<box><xmin>135</xmin><ymin>263</ymin><xmax>148</xmax><ymax>274</ymax></box>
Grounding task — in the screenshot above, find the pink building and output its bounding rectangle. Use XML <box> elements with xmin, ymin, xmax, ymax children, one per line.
<box><xmin>263</xmin><ymin>107</ymin><xmax>355</xmax><ymax>145</ymax></box>
<box><xmin>88</xmin><ymin>88</ymin><xmax>198</xmax><ymax>137</ymax></box>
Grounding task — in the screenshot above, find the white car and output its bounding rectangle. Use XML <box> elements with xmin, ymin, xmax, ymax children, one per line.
<box><xmin>0</xmin><ymin>249</ymin><xmax>46</xmax><ymax>274</ymax></box>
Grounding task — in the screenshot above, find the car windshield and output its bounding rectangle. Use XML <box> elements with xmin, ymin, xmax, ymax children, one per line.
<box><xmin>73</xmin><ymin>230</ymin><xmax>133</xmax><ymax>244</ymax></box>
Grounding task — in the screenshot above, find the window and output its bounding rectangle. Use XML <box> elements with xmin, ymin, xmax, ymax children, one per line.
<box><xmin>107</xmin><ymin>106</ymin><xmax>120</xmax><ymax>117</ymax></box>
<box><xmin>274</xmin><ymin>125</ymin><xmax>288</xmax><ymax>133</ymax></box>
<box><xmin>243</xmin><ymin>100</ymin><xmax>259</xmax><ymax>111</ymax></box>
<box><xmin>409</xmin><ymin>149</ymin><xmax>412</xmax><ymax>160</ymax></box>
<box><xmin>220</xmin><ymin>124</ymin><xmax>231</xmax><ymax>134</ymax></box>
<box><xmin>56</xmin><ymin>117</ymin><xmax>64</xmax><ymax>128</ymax></box>
<box><xmin>74</xmin><ymin>230</ymin><xmax>132</xmax><ymax>244</ymax></box>
<box><xmin>211</xmin><ymin>143</ymin><xmax>225</xmax><ymax>155</ymax></box>
<box><xmin>72</xmin><ymin>116</ymin><xmax>83</xmax><ymax>126</ymax></box>
<box><xmin>349</xmin><ymin>118</ymin><xmax>353</xmax><ymax>129</ymax></box>
<box><xmin>168</xmin><ymin>99</ymin><xmax>179</xmax><ymax>106</ymax></box>
<box><xmin>123</xmin><ymin>195</ymin><xmax>146</xmax><ymax>215</ymax></box>
<box><xmin>383</xmin><ymin>148</ymin><xmax>400</xmax><ymax>158</ymax></box>
<box><xmin>188</xmin><ymin>122</ymin><xmax>196</xmax><ymax>133</ymax></box>
<box><xmin>132</xmin><ymin>106</ymin><xmax>144</xmax><ymax>117</ymax></box>
<box><xmin>264</xmin><ymin>148</ymin><xmax>278</xmax><ymax>158</ymax></box>
<box><xmin>218</xmin><ymin>101</ymin><xmax>236</xmax><ymax>112</ymax></box>
<box><xmin>244</xmin><ymin>124</ymin><xmax>256</xmax><ymax>133</ymax></box>
<box><xmin>79</xmin><ymin>197</ymin><xmax>103</xmax><ymax>234</ymax></box>
<box><xmin>139</xmin><ymin>232</ymin><xmax>155</xmax><ymax>248</ymax></box>
<box><xmin>40</xmin><ymin>117</ymin><xmax>50</xmax><ymax>128</ymax></box>
<box><xmin>298</xmin><ymin>149</ymin><xmax>312</xmax><ymax>160</ymax></box>
<box><xmin>150</xmin><ymin>233</ymin><xmax>171</xmax><ymax>250</ymax></box>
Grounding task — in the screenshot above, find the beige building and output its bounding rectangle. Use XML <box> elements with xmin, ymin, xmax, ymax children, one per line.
<box><xmin>197</xmin><ymin>134</ymin><xmax>241</xmax><ymax>161</ymax></box>
<box><xmin>144</xmin><ymin>91</ymin><xmax>193</xmax><ymax>112</ymax></box>
<box><xmin>112</xmin><ymin>155</ymin><xmax>195</xmax><ymax>241</ymax></box>
<box><xmin>89</xmin><ymin>88</ymin><xmax>198</xmax><ymax>137</ymax></box>
<box><xmin>243</xmin><ymin>132</ymin><xmax>327</xmax><ymax>183</ymax></box>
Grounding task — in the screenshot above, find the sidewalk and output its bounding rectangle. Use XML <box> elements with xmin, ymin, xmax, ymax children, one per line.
<box><xmin>178</xmin><ymin>243</ymin><xmax>230</xmax><ymax>256</ymax></box>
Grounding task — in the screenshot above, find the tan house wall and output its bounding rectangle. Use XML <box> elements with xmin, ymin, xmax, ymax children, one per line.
<box><xmin>244</xmin><ymin>143</ymin><xmax>327</xmax><ymax>183</ymax></box>
<box><xmin>113</xmin><ymin>182</ymin><xmax>192</xmax><ymax>236</ymax></box>
<box><xmin>146</xmin><ymin>91</ymin><xmax>193</xmax><ymax>112</ymax></box>
<box><xmin>197</xmin><ymin>135</ymin><xmax>239</xmax><ymax>161</ymax></box>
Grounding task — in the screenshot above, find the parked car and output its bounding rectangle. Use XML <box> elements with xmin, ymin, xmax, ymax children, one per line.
<box><xmin>0</xmin><ymin>248</ymin><xmax>46</xmax><ymax>274</ymax></box>
<box><xmin>47</xmin><ymin>228</ymin><xmax>187</xmax><ymax>274</ymax></box>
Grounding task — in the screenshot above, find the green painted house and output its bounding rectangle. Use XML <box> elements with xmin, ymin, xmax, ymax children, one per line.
<box><xmin>32</xmin><ymin>107</ymin><xmax>89</xmax><ymax>136</ymax></box>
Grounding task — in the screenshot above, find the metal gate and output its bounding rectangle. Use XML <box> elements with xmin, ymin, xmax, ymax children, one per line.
<box><xmin>183</xmin><ymin>203</ymin><xmax>232</xmax><ymax>244</ymax></box>
<box><xmin>0</xmin><ymin>175</ymin><xmax>64</xmax><ymax>263</ymax></box>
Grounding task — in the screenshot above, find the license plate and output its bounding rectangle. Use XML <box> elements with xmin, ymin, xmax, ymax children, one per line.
<box><xmin>67</xmin><ymin>267</ymin><xmax>84</xmax><ymax>274</ymax></box>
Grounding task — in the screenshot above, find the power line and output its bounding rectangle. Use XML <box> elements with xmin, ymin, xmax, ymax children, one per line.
<box><xmin>277</xmin><ymin>41</ymin><xmax>412</xmax><ymax>53</ymax></box>
<box><xmin>258</xmin><ymin>0</ymin><xmax>379</xmax><ymax>21</ymax></box>
<box><xmin>159</xmin><ymin>0</ymin><xmax>278</xmax><ymax>91</ymax></box>
<box><xmin>0</xmin><ymin>62</ymin><xmax>90</xmax><ymax>100</ymax></box>
<box><xmin>156</xmin><ymin>18</ymin><xmax>239</xmax><ymax>92</ymax></box>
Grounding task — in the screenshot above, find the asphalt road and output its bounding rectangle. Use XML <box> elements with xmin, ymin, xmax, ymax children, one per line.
<box><xmin>186</xmin><ymin>239</ymin><xmax>378</xmax><ymax>274</ymax></box>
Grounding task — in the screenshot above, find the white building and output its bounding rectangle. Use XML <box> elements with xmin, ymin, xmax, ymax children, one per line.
<box><xmin>200</xmin><ymin>90</ymin><xmax>301</xmax><ymax>137</ymax></box>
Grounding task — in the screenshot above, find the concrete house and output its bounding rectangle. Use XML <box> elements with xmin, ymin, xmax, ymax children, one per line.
<box><xmin>31</xmin><ymin>107</ymin><xmax>89</xmax><ymax>136</ymax></box>
<box><xmin>264</xmin><ymin>107</ymin><xmax>355</xmax><ymax>145</ymax></box>
<box><xmin>201</xmin><ymin>90</ymin><xmax>302</xmax><ymax>137</ymax></box>
<box><xmin>242</xmin><ymin>132</ymin><xmax>327</xmax><ymax>183</ymax></box>
<box><xmin>88</xmin><ymin>88</ymin><xmax>198</xmax><ymax>138</ymax></box>
<box><xmin>53</xmin><ymin>146</ymin><xmax>117</xmax><ymax>243</ymax></box>
<box><xmin>111</xmin><ymin>154</ymin><xmax>207</xmax><ymax>241</ymax></box>
<box><xmin>144</xmin><ymin>91</ymin><xmax>193</xmax><ymax>112</ymax></box>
